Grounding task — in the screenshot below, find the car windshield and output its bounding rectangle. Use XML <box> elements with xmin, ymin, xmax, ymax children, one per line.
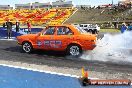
<box><xmin>75</xmin><ymin>26</ymin><xmax>87</xmax><ymax>34</ymax></box>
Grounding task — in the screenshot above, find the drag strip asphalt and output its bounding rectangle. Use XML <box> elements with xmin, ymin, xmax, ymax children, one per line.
<box><xmin>0</xmin><ymin>40</ymin><xmax>132</xmax><ymax>80</ymax></box>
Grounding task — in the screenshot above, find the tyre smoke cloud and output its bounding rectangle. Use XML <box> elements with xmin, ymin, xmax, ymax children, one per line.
<box><xmin>81</xmin><ymin>31</ymin><xmax>132</xmax><ymax>64</ymax></box>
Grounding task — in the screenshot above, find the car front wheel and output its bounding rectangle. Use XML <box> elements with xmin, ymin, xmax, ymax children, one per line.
<box><xmin>22</xmin><ymin>42</ymin><xmax>33</xmax><ymax>53</ymax></box>
<box><xmin>67</xmin><ymin>45</ymin><xmax>82</xmax><ymax>56</ymax></box>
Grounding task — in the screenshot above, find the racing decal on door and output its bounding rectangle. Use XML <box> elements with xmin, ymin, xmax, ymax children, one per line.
<box><xmin>37</xmin><ymin>40</ymin><xmax>42</xmax><ymax>47</ymax></box>
<box><xmin>44</xmin><ymin>40</ymin><xmax>62</xmax><ymax>48</ymax></box>
<box><xmin>50</xmin><ymin>40</ymin><xmax>56</xmax><ymax>48</ymax></box>
<box><xmin>55</xmin><ymin>41</ymin><xmax>62</xmax><ymax>48</ymax></box>
<box><xmin>44</xmin><ymin>40</ymin><xmax>50</xmax><ymax>48</ymax></box>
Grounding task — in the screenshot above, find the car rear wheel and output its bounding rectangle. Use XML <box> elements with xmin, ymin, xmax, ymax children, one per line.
<box><xmin>93</xmin><ymin>29</ymin><xmax>97</xmax><ymax>34</ymax></box>
<box><xmin>89</xmin><ymin>30</ymin><xmax>92</xmax><ymax>34</ymax></box>
<box><xmin>67</xmin><ymin>45</ymin><xmax>82</xmax><ymax>56</ymax></box>
<box><xmin>22</xmin><ymin>42</ymin><xmax>33</xmax><ymax>53</ymax></box>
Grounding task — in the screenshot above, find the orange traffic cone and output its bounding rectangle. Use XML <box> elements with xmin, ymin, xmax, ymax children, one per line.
<box><xmin>84</xmin><ymin>71</ymin><xmax>88</xmax><ymax>78</ymax></box>
<box><xmin>81</xmin><ymin>67</ymin><xmax>88</xmax><ymax>78</ymax></box>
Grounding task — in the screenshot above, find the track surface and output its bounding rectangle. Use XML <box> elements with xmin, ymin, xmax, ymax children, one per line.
<box><xmin>0</xmin><ymin>40</ymin><xmax>132</xmax><ymax>80</ymax></box>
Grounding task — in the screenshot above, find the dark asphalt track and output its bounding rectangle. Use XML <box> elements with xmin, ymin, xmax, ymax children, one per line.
<box><xmin>0</xmin><ymin>40</ymin><xmax>132</xmax><ymax>80</ymax></box>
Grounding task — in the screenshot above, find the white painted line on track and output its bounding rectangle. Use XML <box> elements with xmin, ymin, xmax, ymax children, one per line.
<box><xmin>0</xmin><ymin>63</ymin><xmax>131</xmax><ymax>85</ymax></box>
<box><xmin>0</xmin><ymin>63</ymin><xmax>98</xmax><ymax>79</ymax></box>
<box><xmin>0</xmin><ymin>63</ymin><xmax>79</xmax><ymax>78</ymax></box>
<box><xmin>0</xmin><ymin>39</ymin><xmax>16</xmax><ymax>41</ymax></box>
<box><xmin>0</xmin><ymin>37</ymin><xmax>16</xmax><ymax>41</ymax></box>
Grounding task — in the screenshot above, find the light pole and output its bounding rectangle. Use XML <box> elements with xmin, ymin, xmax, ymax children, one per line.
<box><xmin>112</xmin><ymin>0</ymin><xmax>114</xmax><ymax>5</ymax></box>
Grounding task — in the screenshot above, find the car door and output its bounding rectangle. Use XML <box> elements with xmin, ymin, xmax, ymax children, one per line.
<box><xmin>53</xmin><ymin>26</ymin><xmax>74</xmax><ymax>50</ymax></box>
<box><xmin>36</xmin><ymin>26</ymin><xmax>56</xmax><ymax>50</ymax></box>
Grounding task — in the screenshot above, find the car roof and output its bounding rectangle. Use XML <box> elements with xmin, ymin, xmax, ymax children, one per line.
<box><xmin>47</xmin><ymin>24</ymin><xmax>73</xmax><ymax>27</ymax></box>
<box><xmin>46</xmin><ymin>24</ymin><xmax>81</xmax><ymax>34</ymax></box>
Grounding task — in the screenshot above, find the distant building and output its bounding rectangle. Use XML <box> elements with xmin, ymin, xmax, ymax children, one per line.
<box><xmin>0</xmin><ymin>5</ymin><xmax>13</xmax><ymax>10</ymax></box>
<box><xmin>15</xmin><ymin>3</ymin><xmax>31</xmax><ymax>9</ymax></box>
<box><xmin>98</xmin><ymin>4</ymin><xmax>113</xmax><ymax>8</ymax></box>
<box><xmin>14</xmin><ymin>1</ymin><xmax>74</xmax><ymax>9</ymax></box>
<box><xmin>76</xmin><ymin>5</ymin><xmax>91</xmax><ymax>9</ymax></box>
<box><xmin>32</xmin><ymin>2</ymin><xmax>51</xmax><ymax>9</ymax></box>
<box><xmin>52</xmin><ymin>0</ymin><xmax>73</xmax><ymax>7</ymax></box>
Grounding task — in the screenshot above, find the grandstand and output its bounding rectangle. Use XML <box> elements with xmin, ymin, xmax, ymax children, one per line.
<box><xmin>0</xmin><ymin>8</ymin><xmax>75</xmax><ymax>25</ymax></box>
<box><xmin>0</xmin><ymin>0</ymin><xmax>76</xmax><ymax>26</ymax></box>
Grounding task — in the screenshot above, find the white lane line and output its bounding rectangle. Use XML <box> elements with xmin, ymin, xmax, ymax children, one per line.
<box><xmin>0</xmin><ymin>63</ymin><xmax>99</xmax><ymax>79</ymax></box>
<box><xmin>0</xmin><ymin>38</ymin><xmax>16</xmax><ymax>41</ymax></box>
<box><xmin>0</xmin><ymin>64</ymin><xmax>79</xmax><ymax>78</ymax></box>
<box><xmin>0</xmin><ymin>39</ymin><xmax>16</xmax><ymax>41</ymax></box>
<box><xmin>1</xmin><ymin>63</ymin><xmax>131</xmax><ymax>86</ymax></box>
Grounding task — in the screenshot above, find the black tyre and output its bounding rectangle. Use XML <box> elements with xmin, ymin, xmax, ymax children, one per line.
<box><xmin>93</xmin><ymin>29</ymin><xmax>97</xmax><ymax>34</ymax></box>
<box><xmin>67</xmin><ymin>44</ymin><xmax>82</xmax><ymax>56</ymax></box>
<box><xmin>22</xmin><ymin>42</ymin><xmax>33</xmax><ymax>53</ymax></box>
<box><xmin>89</xmin><ymin>30</ymin><xmax>92</xmax><ymax>34</ymax></box>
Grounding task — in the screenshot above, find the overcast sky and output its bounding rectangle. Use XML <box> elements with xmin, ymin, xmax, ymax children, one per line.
<box><xmin>2</xmin><ymin>0</ymin><xmax>119</xmax><ymax>7</ymax></box>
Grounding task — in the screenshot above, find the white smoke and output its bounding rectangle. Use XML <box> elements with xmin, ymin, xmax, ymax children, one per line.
<box><xmin>81</xmin><ymin>31</ymin><xmax>132</xmax><ymax>64</ymax></box>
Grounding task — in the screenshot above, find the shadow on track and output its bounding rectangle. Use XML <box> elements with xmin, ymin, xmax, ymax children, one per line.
<box><xmin>4</xmin><ymin>46</ymin><xmax>65</xmax><ymax>56</ymax></box>
<box><xmin>3</xmin><ymin>46</ymin><xmax>80</xmax><ymax>60</ymax></box>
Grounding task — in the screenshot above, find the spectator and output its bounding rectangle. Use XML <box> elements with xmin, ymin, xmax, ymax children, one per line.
<box><xmin>3</xmin><ymin>22</ymin><xmax>6</xmax><ymax>28</ymax></box>
<box><xmin>27</xmin><ymin>21</ymin><xmax>31</xmax><ymax>34</ymax></box>
<box><xmin>5</xmin><ymin>19</ymin><xmax>13</xmax><ymax>39</ymax></box>
<box><xmin>120</xmin><ymin>23</ymin><xmax>127</xmax><ymax>33</ymax></box>
<box><xmin>128</xmin><ymin>23</ymin><xmax>132</xmax><ymax>31</ymax></box>
<box><xmin>113</xmin><ymin>22</ymin><xmax>118</xmax><ymax>29</ymax></box>
<box><xmin>16</xmin><ymin>20</ymin><xmax>20</xmax><ymax>32</ymax></box>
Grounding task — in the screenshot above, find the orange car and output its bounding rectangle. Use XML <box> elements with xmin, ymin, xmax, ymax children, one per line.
<box><xmin>17</xmin><ymin>24</ymin><xmax>97</xmax><ymax>56</ymax></box>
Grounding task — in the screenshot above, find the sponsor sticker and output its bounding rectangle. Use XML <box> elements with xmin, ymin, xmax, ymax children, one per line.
<box><xmin>55</xmin><ymin>41</ymin><xmax>62</xmax><ymax>48</ymax></box>
<box><xmin>44</xmin><ymin>40</ymin><xmax>62</xmax><ymax>48</ymax></box>
<box><xmin>37</xmin><ymin>40</ymin><xmax>42</xmax><ymax>47</ymax></box>
<box><xmin>44</xmin><ymin>40</ymin><xmax>50</xmax><ymax>48</ymax></box>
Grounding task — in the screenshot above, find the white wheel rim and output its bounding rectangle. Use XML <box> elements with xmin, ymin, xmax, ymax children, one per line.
<box><xmin>23</xmin><ymin>43</ymin><xmax>31</xmax><ymax>53</ymax></box>
<box><xmin>89</xmin><ymin>30</ymin><xmax>92</xmax><ymax>34</ymax></box>
<box><xmin>70</xmin><ymin>46</ymin><xmax>80</xmax><ymax>56</ymax></box>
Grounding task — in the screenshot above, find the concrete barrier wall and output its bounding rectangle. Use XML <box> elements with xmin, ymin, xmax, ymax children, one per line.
<box><xmin>0</xmin><ymin>27</ymin><xmax>43</xmax><ymax>38</ymax></box>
